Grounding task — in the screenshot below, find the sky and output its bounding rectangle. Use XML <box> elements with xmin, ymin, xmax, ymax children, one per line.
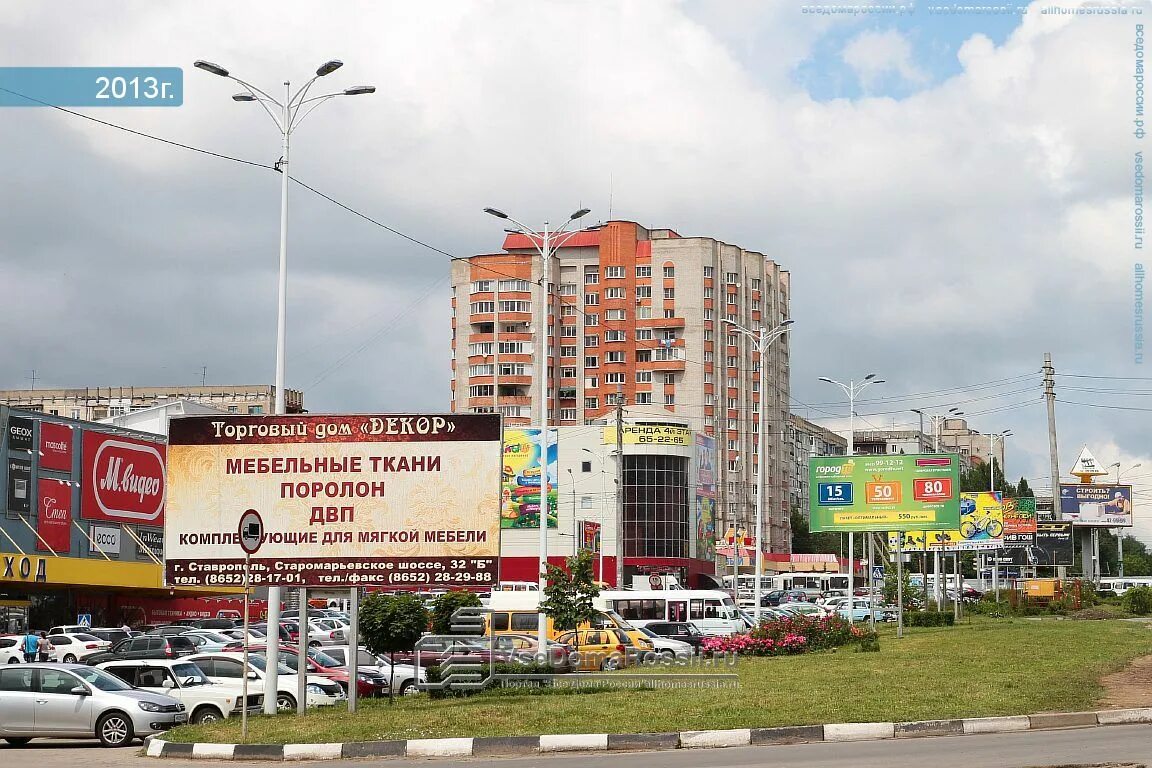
<box><xmin>2</xmin><ymin>0</ymin><xmax>1151</xmax><ymax>544</ymax></box>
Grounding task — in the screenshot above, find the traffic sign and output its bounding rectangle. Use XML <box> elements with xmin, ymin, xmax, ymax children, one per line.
<box><xmin>238</xmin><ymin>509</ymin><xmax>264</xmax><ymax>555</ymax></box>
<box><xmin>77</xmin><ymin>613</ymin><xmax>91</xmax><ymax>628</ymax></box>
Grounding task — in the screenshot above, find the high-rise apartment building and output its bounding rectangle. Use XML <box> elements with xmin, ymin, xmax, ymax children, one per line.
<box><xmin>450</xmin><ymin>220</ymin><xmax>793</xmax><ymax>552</ymax></box>
<box><xmin>0</xmin><ymin>385</ymin><xmax>304</xmax><ymax>421</ymax></box>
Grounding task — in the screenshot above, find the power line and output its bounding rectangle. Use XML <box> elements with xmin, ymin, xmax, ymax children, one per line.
<box><xmin>1056</xmin><ymin>399</ymin><xmax>1152</xmax><ymax>413</ymax></box>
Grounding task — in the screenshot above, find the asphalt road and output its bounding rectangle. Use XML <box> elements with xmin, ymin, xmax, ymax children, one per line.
<box><xmin>3</xmin><ymin>724</ymin><xmax>1151</xmax><ymax>767</ymax></box>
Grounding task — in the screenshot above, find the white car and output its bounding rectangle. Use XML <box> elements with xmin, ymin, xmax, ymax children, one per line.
<box><xmin>186</xmin><ymin>652</ymin><xmax>344</xmax><ymax>711</ymax></box>
<box><xmin>0</xmin><ymin>636</ymin><xmax>34</xmax><ymax>663</ymax></box>
<box><xmin>48</xmin><ymin>632</ymin><xmax>111</xmax><ymax>663</ymax></box>
<box><xmin>636</xmin><ymin>627</ymin><xmax>694</xmax><ymax>659</ymax></box>
<box><xmin>96</xmin><ymin>659</ymin><xmax>261</xmax><ymax>725</ymax></box>
<box><xmin>323</xmin><ymin>645</ymin><xmax>426</xmax><ymax>695</ymax></box>
<box><xmin>47</xmin><ymin>625</ymin><xmax>91</xmax><ymax>636</ymax></box>
<box><xmin>305</xmin><ymin>620</ymin><xmax>346</xmax><ymax>647</ymax></box>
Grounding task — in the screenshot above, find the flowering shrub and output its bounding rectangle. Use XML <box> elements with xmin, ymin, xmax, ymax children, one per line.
<box><xmin>702</xmin><ymin>613</ymin><xmax>866</xmax><ymax>657</ymax></box>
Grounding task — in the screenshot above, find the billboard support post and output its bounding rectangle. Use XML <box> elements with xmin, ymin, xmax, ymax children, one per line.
<box><xmin>896</xmin><ymin>534</ymin><xmax>904</xmax><ymax>639</ymax></box>
<box><xmin>348</xmin><ymin>586</ymin><xmax>358</xmax><ymax>714</ymax></box>
<box><xmin>867</xmin><ymin>534</ymin><xmax>875</xmax><ymax>632</ymax></box>
<box><xmin>297</xmin><ymin>587</ymin><xmax>307</xmax><ymax>716</ymax></box>
<box><xmin>242</xmin><ymin>553</ymin><xmax>250</xmax><ymax>741</ymax></box>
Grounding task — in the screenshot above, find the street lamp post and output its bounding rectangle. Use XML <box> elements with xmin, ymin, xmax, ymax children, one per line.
<box><xmin>723</xmin><ymin>319</ymin><xmax>794</xmax><ymax>625</ymax></box>
<box><xmin>818</xmin><ymin>374</ymin><xmax>885</xmax><ymax>619</ymax></box>
<box><xmin>194</xmin><ymin>58</ymin><xmax>374</xmax><ymax>718</ymax></box>
<box><xmin>483</xmin><ymin>207</ymin><xmax>591</xmax><ymax>650</ymax></box>
<box><xmin>1112</xmin><ymin>462</ymin><xmax>1141</xmax><ymax>577</ymax></box>
<box><xmin>989</xmin><ymin>430</ymin><xmax>1013</xmax><ymax>599</ymax></box>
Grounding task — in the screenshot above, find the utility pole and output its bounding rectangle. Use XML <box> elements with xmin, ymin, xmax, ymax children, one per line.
<box><xmin>615</xmin><ymin>384</ymin><xmax>625</xmax><ymax>589</ymax></box>
<box><xmin>1043</xmin><ymin>354</ymin><xmax>1060</xmax><ymax>519</ymax></box>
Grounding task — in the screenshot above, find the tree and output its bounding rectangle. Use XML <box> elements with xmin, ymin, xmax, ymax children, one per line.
<box><xmin>359</xmin><ymin>592</ymin><xmax>429</xmax><ymax>703</ymax></box>
<box><xmin>430</xmin><ymin>590</ymin><xmax>482</xmax><ymax>635</ymax></box>
<box><xmin>959</xmin><ymin>461</ymin><xmax>1013</xmax><ymax>495</ymax></box>
<box><xmin>790</xmin><ymin>508</ymin><xmax>841</xmax><ymax>555</ymax></box>
<box><xmin>540</xmin><ymin>550</ymin><xmax>599</xmax><ymax>665</ymax></box>
<box><xmin>1016</xmin><ymin>477</ymin><xmax>1034</xmax><ymax>497</ymax></box>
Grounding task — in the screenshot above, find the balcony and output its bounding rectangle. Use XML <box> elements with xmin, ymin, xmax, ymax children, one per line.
<box><xmin>651</xmin><ymin>357</ymin><xmax>686</xmax><ymax>372</ymax></box>
<box><xmin>639</xmin><ymin>316</ymin><xmax>685</xmax><ymax>329</ymax></box>
<box><xmin>498</xmin><ymin>395</ymin><xmax>532</xmax><ymax>406</ymax></box>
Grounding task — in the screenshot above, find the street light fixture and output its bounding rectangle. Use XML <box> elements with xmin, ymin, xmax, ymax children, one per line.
<box><xmin>483</xmin><ymin>205</ymin><xmax>594</xmax><ymax>650</ymax></box>
<box><xmin>195</xmin><ymin>57</ymin><xmax>374</xmax><ymax>717</ymax></box>
<box><xmin>722</xmin><ymin>318</ymin><xmax>793</xmax><ymax>625</ymax></box>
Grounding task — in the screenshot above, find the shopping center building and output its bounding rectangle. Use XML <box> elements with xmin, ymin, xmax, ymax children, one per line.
<box><xmin>0</xmin><ymin>406</ymin><xmax>220</xmax><ymax>631</ymax></box>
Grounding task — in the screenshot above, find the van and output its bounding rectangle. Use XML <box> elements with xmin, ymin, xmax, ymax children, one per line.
<box><xmin>486</xmin><ymin>592</ymin><xmax>653</xmax><ymax>652</ymax></box>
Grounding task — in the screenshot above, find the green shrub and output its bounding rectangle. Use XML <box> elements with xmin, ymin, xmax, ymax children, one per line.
<box><xmin>854</xmin><ymin>631</ymin><xmax>881</xmax><ymax>652</ymax></box>
<box><xmin>907</xmin><ymin>610</ymin><xmax>955</xmax><ymax>627</ymax></box>
<box><xmin>430</xmin><ymin>590</ymin><xmax>483</xmax><ymax>635</ymax></box>
<box><xmin>424</xmin><ymin>662</ymin><xmax>559</xmax><ymax>698</ymax></box>
<box><xmin>1121</xmin><ymin>586</ymin><xmax>1152</xmax><ymax>616</ymax></box>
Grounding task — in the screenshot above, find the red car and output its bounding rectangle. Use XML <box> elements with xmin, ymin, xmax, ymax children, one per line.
<box><xmin>244</xmin><ymin>644</ymin><xmax>387</xmax><ymax>699</ymax></box>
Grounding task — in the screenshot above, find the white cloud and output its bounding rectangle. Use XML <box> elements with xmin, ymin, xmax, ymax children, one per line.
<box><xmin>841</xmin><ymin>28</ymin><xmax>926</xmax><ymax>91</ymax></box>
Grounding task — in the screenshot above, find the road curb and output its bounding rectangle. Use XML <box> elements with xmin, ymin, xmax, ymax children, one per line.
<box><xmin>143</xmin><ymin>707</ymin><xmax>1152</xmax><ymax>760</ymax></box>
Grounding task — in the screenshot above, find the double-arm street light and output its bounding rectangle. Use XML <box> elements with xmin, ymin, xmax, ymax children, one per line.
<box><xmin>482</xmin><ymin>206</ymin><xmax>592</xmax><ymax>649</ymax></box>
<box><xmin>194</xmin><ymin>58</ymin><xmax>374</xmax><ymax>717</ymax></box>
<box><xmin>1111</xmin><ymin>462</ymin><xmax>1142</xmax><ymax>577</ymax></box>
<box><xmin>817</xmin><ymin>374</ymin><xmax>885</xmax><ymax>612</ymax></box>
<box><xmin>723</xmin><ymin>318</ymin><xmax>794</xmax><ymax>624</ymax></box>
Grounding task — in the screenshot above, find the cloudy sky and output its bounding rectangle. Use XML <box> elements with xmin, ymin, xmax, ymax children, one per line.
<box><xmin>2</xmin><ymin>1</ymin><xmax>1151</xmax><ymax>542</ymax></box>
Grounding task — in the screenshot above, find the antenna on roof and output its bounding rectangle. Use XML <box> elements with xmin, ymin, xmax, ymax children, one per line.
<box><xmin>608</xmin><ymin>172</ymin><xmax>614</xmax><ymax>220</ymax></box>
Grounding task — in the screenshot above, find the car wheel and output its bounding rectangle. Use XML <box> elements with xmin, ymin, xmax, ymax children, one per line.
<box><xmin>6</xmin><ymin>658</ymin><xmax>17</xmax><ymax>664</ymax></box>
<box><xmin>660</xmin><ymin>650</ymin><xmax>674</xmax><ymax>661</ymax></box>
<box><xmin>96</xmin><ymin>711</ymin><xmax>133</xmax><ymax>747</ymax></box>
<box><xmin>62</xmin><ymin>654</ymin><xmax>77</xmax><ymax>663</ymax></box>
<box><xmin>600</xmin><ymin>656</ymin><xmax>621</xmax><ymax>671</ymax></box>
<box><xmin>398</xmin><ymin>681</ymin><xmax>416</xmax><ymax>696</ymax></box>
<box><xmin>276</xmin><ymin>693</ymin><xmax>296</xmax><ymax>711</ymax></box>
<box><xmin>308</xmin><ymin>641</ymin><xmax>321</xmax><ymax>649</ymax></box>
<box><xmin>3</xmin><ymin>738</ymin><xmax>32</xmax><ymax>746</ymax></box>
<box><xmin>191</xmin><ymin>706</ymin><xmax>223</xmax><ymax>725</ymax></box>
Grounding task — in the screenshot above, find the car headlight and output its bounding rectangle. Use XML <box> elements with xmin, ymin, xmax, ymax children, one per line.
<box><xmin>306</xmin><ymin>684</ymin><xmax>326</xmax><ymax>695</ymax></box>
<box><xmin>356</xmin><ymin>673</ymin><xmax>371</xmax><ymax>682</ymax></box>
<box><xmin>138</xmin><ymin>701</ymin><xmax>164</xmax><ymax>712</ymax></box>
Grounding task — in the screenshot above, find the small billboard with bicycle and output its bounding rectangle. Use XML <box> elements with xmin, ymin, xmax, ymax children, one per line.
<box><xmin>925</xmin><ymin>492</ymin><xmax>1004</xmax><ymax>551</ymax></box>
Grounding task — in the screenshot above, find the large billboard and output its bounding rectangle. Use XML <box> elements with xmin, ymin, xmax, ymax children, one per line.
<box><xmin>808</xmin><ymin>454</ymin><xmax>960</xmax><ymax>532</ymax></box>
<box><xmin>1059</xmin><ymin>484</ymin><xmax>1133</xmax><ymax>527</ymax></box>
<box><xmin>695</xmin><ymin>434</ymin><xmax>716</xmax><ymax>562</ymax></box>
<box><xmin>500</xmin><ymin>428</ymin><xmax>557</xmax><ymax>529</ymax></box>
<box><xmin>924</xmin><ymin>492</ymin><xmax>1004</xmax><ymax>552</ymax></box>
<box><xmin>603</xmin><ymin>424</ymin><xmax>691</xmax><ymax>446</ymax></box>
<box><xmin>1002</xmin><ymin>497</ymin><xmax>1037</xmax><ymax>549</ymax></box>
<box><xmin>164</xmin><ymin>414</ymin><xmax>502</xmax><ymax>588</ymax></box>
<box><xmin>39</xmin><ymin>421</ymin><xmax>74</xmax><ymax>473</ymax></box>
<box><xmin>81</xmin><ymin>431</ymin><xmax>166</xmax><ymax>525</ymax></box>
<box><xmin>36</xmin><ymin>478</ymin><xmax>72</xmax><ymax>552</ymax></box>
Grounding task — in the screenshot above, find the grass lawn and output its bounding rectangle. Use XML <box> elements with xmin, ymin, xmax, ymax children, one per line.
<box><xmin>166</xmin><ymin>617</ymin><xmax>1152</xmax><ymax>744</ymax></box>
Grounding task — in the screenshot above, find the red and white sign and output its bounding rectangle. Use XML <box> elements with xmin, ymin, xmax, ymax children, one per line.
<box><xmin>37</xmin><ymin>478</ymin><xmax>73</xmax><ymax>552</ymax></box>
<box><xmin>39</xmin><ymin>422</ymin><xmax>74</xmax><ymax>473</ymax></box>
<box><xmin>913</xmin><ymin>477</ymin><xmax>953</xmax><ymax>502</ymax></box>
<box><xmin>82</xmin><ymin>431</ymin><xmax>166</xmax><ymax>525</ymax></box>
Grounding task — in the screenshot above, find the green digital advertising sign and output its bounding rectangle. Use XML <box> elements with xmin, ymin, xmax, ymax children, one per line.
<box><xmin>808</xmin><ymin>454</ymin><xmax>961</xmax><ymax>533</ymax></box>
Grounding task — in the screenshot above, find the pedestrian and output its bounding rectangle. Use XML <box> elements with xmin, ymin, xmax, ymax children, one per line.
<box><xmin>22</xmin><ymin>630</ymin><xmax>38</xmax><ymax>663</ymax></box>
<box><xmin>37</xmin><ymin>631</ymin><xmax>51</xmax><ymax>662</ymax></box>
<box><xmin>121</xmin><ymin>622</ymin><xmax>131</xmax><ymax>633</ymax></box>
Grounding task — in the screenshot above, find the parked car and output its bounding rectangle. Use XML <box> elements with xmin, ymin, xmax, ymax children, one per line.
<box><xmin>96</xmin><ymin>659</ymin><xmax>261</xmax><ymax>724</ymax></box>
<box><xmin>553</xmin><ymin>628</ymin><xmax>632</xmax><ymax>671</ymax></box>
<box><xmin>192</xmin><ymin>618</ymin><xmax>236</xmax><ymax>630</ymax></box>
<box><xmin>759</xmin><ymin>589</ymin><xmax>788</xmax><ymax>607</ymax></box>
<box><xmin>87</xmin><ymin>628</ymin><xmax>131</xmax><ymax>647</ymax></box>
<box><xmin>322</xmin><ymin>645</ymin><xmax>428</xmax><ymax>695</ymax></box>
<box><xmin>834</xmin><ymin>599</ymin><xmax>894</xmax><ymax>623</ymax></box>
<box><xmin>0</xmin><ymin>636</ymin><xmax>47</xmax><ymax>664</ymax></box>
<box><xmin>146</xmin><ymin>625</ymin><xmax>195</xmax><ymax>637</ymax></box>
<box><xmin>0</xmin><ymin>663</ymin><xmax>186</xmax><ymax>747</ymax></box>
<box><xmin>251</xmin><ymin>623</ymin><xmax>293</xmax><ymax>643</ymax></box>
<box><xmin>47</xmin><ymin>625</ymin><xmax>92</xmax><ymax>636</ymax></box>
<box><xmin>637</xmin><ymin>626</ymin><xmax>694</xmax><ymax>659</ymax></box>
<box><xmin>778</xmin><ymin>589</ymin><xmax>816</xmax><ymax>604</ymax></box>
<box><xmin>773</xmin><ymin>603</ymin><xmax>829</xmax><ymax>618</ymax></box>
<box><xmin>303</xmin><ymin>619</ymin><xmax>345</xmax><ymax>647</ymax></box>
<box><xmin>221</xmin><ymin>628</ymin><xmax>266</xmax><ymax>643</ymax></box>
<box><xmin>84</xmin><ymin>635</ymin><xmax>197</xmax><ymax>665</ymax></box>
<box><xmin>470</xmin><ymin>634</ymin><xmax>573</xmax><ymax>671</ymax></box>
<box><xmin>185</xmin><ymin>652</ymin><xmax>344</xmax><ymax>711</ymax></box>
<box><xmin>181</xmin><ymin>630</ymin><xmax>239</xmax><ymax>653</ymax></box>
<box><xmin>47</xmin><ymin>633</ymin><xmax>111</xmax><ymax>663</ymax></box>
<box><xmin>390</xmin><ymin>638</ymin><xmax>502</xmax><ymax>666</ymax></box>
<box><xmin>640</xmin><ymin>621</ymin><xmax>705</xmax><ymax>653</ymax></box>
<box><xmin>245</xmin><ymin>644</ymin><xmax>386</xmax><ymax>699</ymax></box>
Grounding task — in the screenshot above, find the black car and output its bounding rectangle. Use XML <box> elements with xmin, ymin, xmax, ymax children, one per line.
<box><xmin>193</xmin><ymin>618</ymin><xmax>236</xmax><ymax>630</ymax></box>
<box><xmin>760</xmin><ymin>589</ymin><xmax>788</xmax><ymax>607</ymax></box>
<box><xmin>643</xmin><ymin>621</ymin><xmax>704</xmax><ymax>652</ymax></box>
<box><xmin>147</xmin><ymin>625</ymin><xmax>195</xmax><ymax>637</ymax></box>
<box><xmin>85</xmin><ymin>634</ymin><xmax>197</xmax><ymax>664</ymax></box>
<box><xmin>88</xmin><ymin>628</ymin><xmax>131</xmax><ymax>646</ymax></box>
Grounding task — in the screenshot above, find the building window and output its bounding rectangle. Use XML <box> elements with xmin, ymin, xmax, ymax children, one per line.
<box><xmin>582</xmin><ymin>461</ymin><xmax>593</xmax><ymax>472</ymax></box>
<box><xmin>468</xmin><ymin>385</ymin><xmax>494</xmax><ymax>398</ymax></box>
<box><xmin>664</xmin><ymin>393</ymin><xmax>676</xmax><ymax>405</ymax></box>
<box><xmin>561</xmin><ymin>305</ymin><xmax>576</xmax><ymax>317</ymax></box>
<box><xmin>561</xmin><ymin>366</ymin><xmax>576</xmax><ymax>378</ymax></box>
<box><xmin>605</xmin><ymin>309</ymin><xmax>626</xmax><ymax>321</ymax></box>
<box><xmin>584</xmin><ymin>314</ymin><xmax>599</xmax><ymax>326</ymax></box>
<box><xmin>471</xmin><ymin>280</ymin><xmax>493</xmax><ymax>292</ymax></box>
<box><xmin>635</xmin><ymin>392</ymin><xmax>652</xmax><ymax>404</ymax></box>
<box><xmin>726</xmin><ymin>356</ymin><xmax>739</xmax><ymax>367</ymax></box>
<box><xmin>636</xmin><ymin>370</ymin><xmax>653</xmax><ymax>383</ymax></box>
<box><xmin>586</xmin><ymin>376</ymin><xmax>599</xmax><ymax>389</ymax></box>
<box><xmin>727</xmin><ymin>419</ymin><xmax>738</xmax><ymax>430</ymax></box>
<box><xmin>703</xmin><ymin>287</ymin><xmax>714</xmax><ymax>299</ymax></box>
<box><xmin>661</xmin><ymin>330</ymin><xmax>678</xmax><ymax>341</ymax></box>
<box><xmin>585</xmin><ymin>293</ymin><xmax>599</xmax><ymax>306</ymax></box>
<box><xmin>704</xmin><ymin>373</ymin><xmax>714</xmax><ymax>384</ymax></box>
<box><xmin>605</xmin><ymin>351</ymin><xmax>625</xmax><ymax>363</ymax></box>
<box><xmin>727</xmin><ymin>398</ymin><xmax>738</xmax><ymax>408</ymax></box>
<box><xmin>636</xmin><ymin>266</ymin><xmax>652</xmax><ymax>278</ymax></box>
<box><xmin>585</xmin><ymin>397</ymin><xmax>599</xmax><ymax>409</ymax></box>
<box><xmin>704</xmin><ymin>416</ymin><xmax>714</xmax><ymax>427</ymax></box>
<box><xmin>606</xmin><ymin>330</ymin><xmax>626</xmax><ymax>342</ymax></box>
<box><xmin>584</xmin><ymin>271</ymin><xmax>600</xmax><ymax>285</ymax></box>
<box><xmin>726</xmin><ymin>272</ymin><xmax>738</xmax><ymax>284</ymax></box>
<box><xmin>499</xmin><ymin>278</ymin><xmax>532</xmax><ymax>292</ymax></box>
<box><xmin>605</xmin><ymin>266</ymin><xmax>625</xmax><ymax>279</ymax></box>
<box><xmin>559</xmin><ymin>283</ymin><xmax>577</xmax><ymax>296</ymax></box>
<box><xmin>622</xmin><ymin>454</ymin><xmax>689</xmax><ymax>559</ymax></box>
<box><xmin>584</xmin><ymin>335</ymin><xmax>599</xmax><ymax>347</ymax></box>
<box><xmin>636</xmin><ymin>329</ymin><xmax>653</xmax><ymax>340</ymax></box>
<box><xmin>638</xmin><ymin>306</ymin><xmax>652</xmax><ymax>319</ymax></box>
<box><xmin>560</xmin><ymin>345</ymin><xmax>577</xmax><ymax>357</ymax></box>
<box><xmin>498</xmin><ymin>341</ymin><xmax>526</xmax><ymax>354</ymax></box>
<box><xmin>585</xmin><ymin>356</ymin><xmax>599</xmax><ymax>368</ymax></box>
<box><xmin>662</xmin><ymin>309</ymin><xmax>675</xmax><ymax>318</ymax></box>
<box><xmin>705</xmin><ymin>394</ymin><xmax>715</xmax><ymax>405</ymax></box>
<box><xmin>606</xmin><ymin>372</ymin><xmax>625</xmax><ymax>384</ymax></box>
<box><xmin>663</xmin><ymin>265</ymin><xmax>675</xmax><ymax>278</ymax></box>
<box><xmin>752</xmin><ymin>299</ymin><xmax>761</xmax><ymax>310</ymax></box>
<box><xmin>751</xmin><ymin>278</ymin><xmax>761</xmax><ymax>290</ymax></box>
<box><xmin>664</xmin><ymin>373</ymin><xmax>676</xmax><ymax>385</ymax></box>
<box><xmin>470</xmin><ymin>301</ymin><xmax>495</xmax><ymax>314</ymax></box>
<box><xmin>560</xmin><ymin>408</ymin><xmax>578</xmax><ymax>421</ymax></box>
<box><xmin>703</xmin><ymin>351</ymin><xmax>714</xmax><ymax>362</ymax></box>
<box><xmin>500</xmin><ymin>300</ymin><xmax>531</xmax><ymax>313</ymax></box>
<box><xmin>605</xmin><ymin>287</ymin><xmax>625</xmax><ymax>299</ymax></box>
<box><xmin>704</xmin><ymin>309</ymin><xmax>714</xmax><ymax>320</ymax></box>
<box><xmin>635</xmin><ymin>286</ymin><xmax>652</xmax><ymax>299</ymax></box>
<box><xmin>704</xmin><ymin>266</ymin><xmax>714</xmax><ymax>278</ymax></box>
<box><xmin>561</xmin><ymin>325</ymin><xmax>578</xmax><ymax>337</ymax></box>
<box><xmin>499</xmin><ymin>363</ymin><xmax>527</xmax><ymax>376</ymax></box>
<box><xmin>637</xmin><ymin>349</ymin><xmax>653</xmax><ymax>362</ymax></box>
<box><xmin>663</xmin><ymin>288</ymin><xmax>675</xmax><ymax>300</ymax></box>
<box><xmin>469</xmin><ymin>364</ymin><xmax>494</xmax><ymax>376</ymax></box>
<box><xmin>248</xmin><ymin>406</ymin><xmax>263</xmax><ymax>414</ymax></box>
<box><xmin>227</xmin><ymin>405</ymin><xmax>239</xmax><ymax>413</ymax></box>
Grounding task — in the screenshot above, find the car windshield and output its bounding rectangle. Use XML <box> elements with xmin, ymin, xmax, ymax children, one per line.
<box><xmin>603</xmin><ymin>610</ymin><xmax>636</xmax><ymax>630</ymax></box>
<box><xmin>72</xmin><ymin>633</ymin><xmax>100</xmax><ymax>642</ymax></box>
<box><xmin>307</xmin><ymin>648</ymin><xmax>341</xmax><ymax>667</ymax></box>
<box><xmin>248</xmin><ymin>654</ymin><xmax>293</xmax><ymax>675</ymax></box>
<box><xmin>172</xmin><ymin>663</ymin><xmax>211</xmax><ymax>686</ymax></box>
<box><xmin>197</xmin><ymin>631</ymin><xmax>231</xmax><ymax>643</ymax></box>
<box><xmin>71</xmin><ymin>667</ymin><xmax>135</xmax><ymax>692</ymax></box>
<box><xmin>639</xmin><ymin>627</ymin><xmax>658</xmax><ymax>638</ymax></box>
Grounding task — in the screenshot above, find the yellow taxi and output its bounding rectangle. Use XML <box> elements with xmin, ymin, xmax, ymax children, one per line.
<box><xmin>553</xmin><ymin>627</ymin><xmax>634</xmax><ymax>671</ymax></box>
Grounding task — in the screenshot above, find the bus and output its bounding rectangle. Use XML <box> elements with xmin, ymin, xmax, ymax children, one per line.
<box><xmin>723</xmin><ymin>573</ymin><xmax>851</xmax><ymax>606</ymax></box>
<box><xmin>1098</xmin><ymin>577</ymin><xmax>1152</xmax><ymax>595</ymax></box>
<box><xmin>595</xmin><ymin>590</ymin><xmax>743</xmax><ymax>636</ymax></box>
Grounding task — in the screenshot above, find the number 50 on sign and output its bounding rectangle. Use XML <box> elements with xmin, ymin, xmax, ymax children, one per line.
<box><xmin>865</xmin><ymin>481</ymin><xmax>901</xmax><ymax>505</ymax></box>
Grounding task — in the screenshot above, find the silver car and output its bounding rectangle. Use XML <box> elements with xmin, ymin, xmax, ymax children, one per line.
<box><xmin>0</xmin><ymin>663</ymin><xmax>186</xmax><ymax>747</ymax></box>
